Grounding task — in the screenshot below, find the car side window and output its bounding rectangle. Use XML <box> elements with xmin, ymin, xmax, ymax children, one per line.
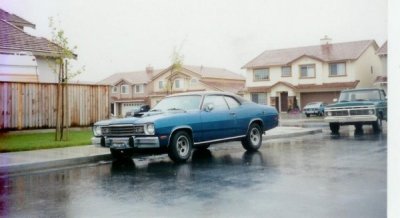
<box><xmin>203</xmin><ymin>95</ymin><xmax>229</xmax><ymax>111</ymax></box>
<box><xmin>224</xmin><ymin>96</ymin><xmax>240</xmax><ymax>109</ymax></box>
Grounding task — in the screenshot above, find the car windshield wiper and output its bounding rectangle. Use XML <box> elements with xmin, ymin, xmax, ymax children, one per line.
<box><xmin>167</xmin><ymin>108</ymin><xmax>186</xmax><ymax>112</ymax></box>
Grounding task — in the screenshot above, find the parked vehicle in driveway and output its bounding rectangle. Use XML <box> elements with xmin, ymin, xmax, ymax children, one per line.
<box><xmin>125</xmin><ymin>105</ymin><xmax>150</xmax><ymax>117</ymax></box>
<box><xmin>303</xmin><ymin>102</ymin><xmax>326</xmax><ymax>117</ymax></box>
<box><xmin>92</xmin><ymin>91</ymin><xmax>279</xmax><ymax>162</ymax></box>
<box><xmin>324</xmin><ymin>88</ymin><xmax>387</xmax><ymax>134</ymax></box>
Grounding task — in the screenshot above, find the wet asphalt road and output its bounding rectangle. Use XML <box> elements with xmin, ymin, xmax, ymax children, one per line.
<box><xmin>0</xmin><ymin>126</ymin><xmax>386</xmax><ymax>218</ymax></box>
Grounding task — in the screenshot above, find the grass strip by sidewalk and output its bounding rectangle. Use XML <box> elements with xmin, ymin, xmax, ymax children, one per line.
<box><xmin>0</xmin><ymin>130</ymin><xmax>92</xmax><ymax>153</ymax></box>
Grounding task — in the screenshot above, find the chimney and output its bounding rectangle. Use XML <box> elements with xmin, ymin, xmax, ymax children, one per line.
<box><xmin>146</xmin><ymin>65</ymin><xmax>154</xmax><ymax>78</ymax></box>
<box><xmin>320</xmin><ymin>35</ymin><xmax>332</xmax><ymax>45</ymax></box>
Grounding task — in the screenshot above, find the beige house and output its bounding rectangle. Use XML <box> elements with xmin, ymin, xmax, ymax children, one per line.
<box><xmin>374</xmin><ymin>41</ymin><xmax>387</xmax><ymax>92</ymax></box>
<box><xmin>99</xmin><ymin>65</ymin><xmax>245</xmax><ymax>117</ymax></box>
<box><xmin>242</xmin><ymin>38</ymin><xmax>383</xmax><ymax>112</ymax></box>
<box><xmin>0</xmin><ymin>8</ymin><xmax>68</xmax><ymax>83</ymax></box>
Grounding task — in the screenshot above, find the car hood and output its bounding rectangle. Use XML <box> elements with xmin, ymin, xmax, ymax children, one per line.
<box><xmin>326</xmin><ymin>101</ymin><xmax>379</xmax><ymax>108</ymax></box>
<box><xmin>94</xmin><ymin>111</ymin><xmax>190</xmax><ymax>126</ymax></box>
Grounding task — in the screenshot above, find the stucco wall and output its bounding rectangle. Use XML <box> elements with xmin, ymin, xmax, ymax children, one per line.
<box><xmin>353</xmin><ymin>45</ymin><xmax>382</xmax><ymax>88</ymax></box>
<box><xmin>36</xmin><ymin>57</ymin><xmax>58</xmax><ymax>83</ymax></box>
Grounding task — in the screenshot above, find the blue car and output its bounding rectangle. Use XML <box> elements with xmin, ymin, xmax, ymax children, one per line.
<box><xmin>92</xmin><ymin>91</ymin><xmax>279</xmax><ymax>162</ymax></box>
<box><xmin>303</xmin><ymin>102</ymin><xmax>326</xmax><ymax>117</ymax></box>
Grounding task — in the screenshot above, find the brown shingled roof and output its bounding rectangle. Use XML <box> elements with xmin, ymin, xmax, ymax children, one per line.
<box><xmin>245</xmin><ymin>81</ymin><xmax>359</xmax><ymax>92</ymax></box>
<box><xmin>376</xmin><ymin>41</ymin><xmax>387</xmax><ymax>56</ymax></box>
<box><xmin>98</xmin><ymin>69</ymin><xmax>164</xmax><ymax>85</ymax></box>
<box><xmin>184</xmin><ymin>65</ymin><xmax>245</xmax><ymax>80</ymax></box>
<box><xmin>200</xmin><ymin>80</ymin><xmax>245</xmax><ymax>94</ymax></box>
<box><xmin>0</xmin><ymin>19</ymin><xmax>64</xmax><ymax>57</ymax></box>
<box><xmin>243</xmin><ymin>40</ymin><xmax>378</xmax><ymax>69</ymax></box>
<box><xmin>0</xmin><ymin>8</ymin><xmax>35</xmax><ymax>28</ymax></box>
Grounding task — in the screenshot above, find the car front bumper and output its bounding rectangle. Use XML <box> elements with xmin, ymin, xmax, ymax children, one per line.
<box><xmin>324</xmin><ymin>115</ymin><xmax>377</xmax><ymax>123</ymax></box>
<box><xmin>91</xmin><ymin>136</ymin><xmax>160</xmax><ymax>149</ymax></box>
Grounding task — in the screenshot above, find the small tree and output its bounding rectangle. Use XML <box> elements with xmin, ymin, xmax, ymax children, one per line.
<box><xmin>48</xmin><ymin>17</ymin><xmax>84</xmax><ymax>141</ymax></box>
<box><xmin>166</xmin><ymin>47</ymin><xmax>184</xmax><ymax>95</ymax></box>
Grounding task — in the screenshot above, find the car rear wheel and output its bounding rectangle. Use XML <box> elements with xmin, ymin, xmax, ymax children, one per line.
<box><xmin>168</xmin><ymin>131</ymin><xmax>193</xmax><ymax>162</ymax></box>
<box><xmin>242</xmin><ymin>123</ymin><xmax>262</xmax><ymax>151</ymax></box>
<box><xmin>110</xmin><ymin>148</ymin><xmax>134</xmax><ymax>160</ymax></box>
<box><xmin>329</xmin><ymin>123</ymin><xmax>340</xmax><ymax>134</ymax></box>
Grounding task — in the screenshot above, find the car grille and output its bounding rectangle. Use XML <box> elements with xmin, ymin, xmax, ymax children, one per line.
<box><xmin>102</xmin><ymin>125</ymin><xmax>144</xmax><ymax>136</ymax></box>
<box><xmin>331</xmin><ymin>110</ymin><xmax>349</xmax><ymax>116</ymax></box>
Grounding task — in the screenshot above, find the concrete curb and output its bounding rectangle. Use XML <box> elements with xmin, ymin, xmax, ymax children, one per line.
<box><xmin>1</xmin><ymin>127</ymin><xmax>323</xmax><ymax>176</ymax></box>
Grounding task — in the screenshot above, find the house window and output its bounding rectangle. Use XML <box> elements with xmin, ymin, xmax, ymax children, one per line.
<box><xmin>190</xmin><ymin>78</ymin><xmax>198</xmax><ymax>86</ymax></box>
<box><xmin>174</xmin><ymin>79</ymin><xmax>182</xmax><ymax>89</ymax></box>
<box><xmin>121</xmin><ymin>85</ymin><xmax>129</xmax><ymax>94</ymax></box>
<box><xmin>251</xmin><ymin>93</ymin><xmax>267</xmax><ymax>105</ymax></box>
<box><xmin>135</xmin><ymin>84</ymin><xmax>144</xmax><ymax>93</ymax></box>
<box><xmin>158</xmin><ymin>81</ymin><xmax>164</xmax><ymax>89</ymax></box>
<box><xmin>329</xmin><ymin>62</ymin><xmax>346</xmax><ymax>76</ymax></box>
<box><xmin>300</xmin><ymin>64</ymin><xmax>315</xmax><ymax>78</ymax></box>
<box><xmin>253</xmin><ymin>69</ymin><xmax>269</xmax><ymax>81</ymax></box>
<box><xmin>281</xmin><ymin>66</ymin><xmax>292</xmax><ymax>77</ymax></box>
<box><xmin>112</xmin><ymin>86</ymin><xmax>119</xmax><ymax>93</ymax></box>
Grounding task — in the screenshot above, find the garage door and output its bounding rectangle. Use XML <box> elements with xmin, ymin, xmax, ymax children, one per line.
<box><xmin>300</xmin><ymin>92</ymin><xmax>340</xmax><ymax>108</ymax></box>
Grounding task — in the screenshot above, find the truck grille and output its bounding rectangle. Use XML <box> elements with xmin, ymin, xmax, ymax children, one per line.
<box><xmin>331</xmin><ymin>111</ymin><xmax>349</xmax><ymax>116</ymax></box>
<box><xmin>102</xmin><ymin>125</ymin><xmax>144</xmax><ymax>136</ymax></box>
<box><xmin>350</xmin><ymin>109</ymin><xmax>370</xmax><ymax>115</ymax></box>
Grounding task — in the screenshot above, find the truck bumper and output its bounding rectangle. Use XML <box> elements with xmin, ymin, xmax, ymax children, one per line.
<box><xmin>324</xmin><ymin>115</ymin><xmax>377</xmax><ymax>124</ymax></box>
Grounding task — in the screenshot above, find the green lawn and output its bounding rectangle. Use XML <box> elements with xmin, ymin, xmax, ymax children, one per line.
<box><xmin>0</xmin><ymin>130</ymin><xmax>92</xmax><ymax>152</ymax></box>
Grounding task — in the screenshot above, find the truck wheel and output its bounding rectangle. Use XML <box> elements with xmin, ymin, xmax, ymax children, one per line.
<box><xmin>242</xmin><ymin>123</ymin><xmax>262</xmax><ymax>151</ymax></box>
<box><xmin>372</xmin><ymin>119</ymin><xmax>382</xmax><ymax>133</ymax></box>
<box><xmin>110</xmin><ymin>148</ymin><xmax>134</xmax><ymax>160</ymax></box>
<box><xmin>329</xmin><ymin>123</ymin><xmax>340</xmax><ymax>134</ymax></box>
<box><xmin>306</xmin><ymin>114</ymin><xmax>310</xmax><ymax>117</ymax></box>
<box><xmin>168</xmin><ymin>131</ymin><xmax>193</xmax><ymax>162</ymax></box>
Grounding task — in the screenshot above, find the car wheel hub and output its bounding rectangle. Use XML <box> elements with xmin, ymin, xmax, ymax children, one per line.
<box><xmin>177</xmin><ymin>136</ymin><xmax>189</xmax><ymax>156</ymax></box>
<box><xmin>250</xmin><ymin>128</ymin><xmax>260</xmax><ymax>145</ymax></box>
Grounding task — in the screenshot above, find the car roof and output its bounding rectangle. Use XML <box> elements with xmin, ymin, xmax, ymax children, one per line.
<box><xmin>167</xmin><ymin>91</ymin><xmax>249</xmax><ymax>103</ymax></box>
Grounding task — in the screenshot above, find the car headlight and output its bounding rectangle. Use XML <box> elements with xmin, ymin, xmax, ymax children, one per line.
<box><xmin>146</xmin><ymin>123</ymin><xmax>155</xmax><ymax>135</ymax></box>
<box><xmin>93</xmin><ymin>126</ymin><xmax>102</xmax><ymax>136</ymax></box>
<box><xmin>368</xmin><ymin>109</ymin><xmax>375</xmax><ymax>115</ymax></box>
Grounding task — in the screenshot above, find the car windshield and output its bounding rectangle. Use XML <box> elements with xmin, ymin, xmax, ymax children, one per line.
<box><xmin>339</xmin><ymin>90</ymin><xmax>381</xmax><ymax>102</ymax></box>
<box><xmin>151</xmin><ymin>95</ymin><xmax>202</xmax><ymax>112</ymax></box>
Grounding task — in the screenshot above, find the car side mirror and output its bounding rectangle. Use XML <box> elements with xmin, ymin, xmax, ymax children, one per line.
<box><xmin>204</xmin><ymin>103</ymin><xmax>214</xmax><ymax>112</ymax></box>
<box><xmin>333</xmin><ymin>98</ymin><xmax>338</xmax><ymax>102</ymax></box>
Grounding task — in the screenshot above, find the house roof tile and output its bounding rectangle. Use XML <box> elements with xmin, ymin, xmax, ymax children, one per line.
<box><xmin>0</xmin><ymin>19</ymin><xmax>64</xmax><ymax>56</ymax></box>
<box><xmin>243</xmin><ymin>40</ymin><xmax>377</xmax><ymax>69</ymax></box>
<box><xmin>0</xmin><ymin>8</ymin><xmax>35</xmax><ymax>28</ymax></box>
<box><xmin>376</xmin><ymin>41</ymin><xmax>387</xmax><ymax>56</ymax></box>
<box><xmin>98</xmin><ymin>69</ymin><xmax>164</xmax><ymax>85</ymax></box>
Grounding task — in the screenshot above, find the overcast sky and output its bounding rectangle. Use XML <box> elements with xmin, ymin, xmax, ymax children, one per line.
<box><xmin>0</xmin><ymin>0</ymin><xmax>388</xmax><ymax>82</ymax></box>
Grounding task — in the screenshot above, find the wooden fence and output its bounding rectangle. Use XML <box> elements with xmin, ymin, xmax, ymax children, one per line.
<box><xmin>0</xmin><ymin>82</ymin><xmax>110</xmax><ymax>130</ymax></box>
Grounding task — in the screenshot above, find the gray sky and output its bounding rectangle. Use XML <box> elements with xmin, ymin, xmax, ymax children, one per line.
<box><xmin>0</xmin><ymin>0</ymin><xmax>387</xmax><ymax>82</ymax></box>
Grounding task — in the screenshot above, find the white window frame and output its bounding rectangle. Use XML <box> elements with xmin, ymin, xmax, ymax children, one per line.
<box><xmin>329</xmin><ymin>62</ymin><xmax>346</xmax><ymax>76</ymax></box>
<box><xmin>174</xmin><ymin>79</ymin><xmax>183</xmax><ymax>89</ymax></box>
<box><xmin>253</xmin><ymin>69</ymin><xmax>269</xmax><ymax>81</ymax></box>
<box><xmin>135</xmin><ymin>84</ymin><xmax>144</xmax><ymax>93</ymax></box>
<box><xmin>190</xmin><ymin>78</ymin><xmax>198</xmax><ymax>86</ymax></box>
<box><xmin>299</xmin><ymin>64</ymin><xmax>316</xmax><ymax>78</ymax></box>
<box><xmin>112</xmin><ymin>86</ymin><xmax>119</xmax><ymax>93</ymax></box>
<box><xmin>121</xmin><ymin>85</ymin><xmax>129</xmax><ymax>94</ymax></box>
<box><xmin>281</xmin><ymin>66</ymin><xmax>292</xmax><ymax>77</ymax></box>
<box><xmin>158</xmin><ymin>81</ymin><xmax>164</xmax><ymax>89</ymax></box>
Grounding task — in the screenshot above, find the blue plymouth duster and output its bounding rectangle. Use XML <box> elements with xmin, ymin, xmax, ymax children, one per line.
<box><xmin>92</xmin><ymin>91</ymin><xmax>279</xmax><ymax>162</ymax></box>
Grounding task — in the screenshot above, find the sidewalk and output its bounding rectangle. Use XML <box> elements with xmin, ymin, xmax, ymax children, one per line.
<box><xmin>0</xmin><ymin>126</ymin><xmax>322</xmax><ymax>176</ymax></box>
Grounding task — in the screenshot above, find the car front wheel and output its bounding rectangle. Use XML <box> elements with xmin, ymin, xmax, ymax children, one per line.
<box><xmin>168</xmin><ymin>131</ymin><xmax>193</xmax><ymax>162</ymax></box>
<box><xmin>242</xmin><ymin>123</ymin><xmax>262</xmax><ymax>151</ymax></box>
<box><xmin>372</xmin><ymin>118</ymin><xmax>382</xmax><ymax>133</ymax></box>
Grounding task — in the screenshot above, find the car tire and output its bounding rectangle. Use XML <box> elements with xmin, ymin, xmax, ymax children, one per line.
<box><xmin>329</xmin><ymin>123</ymin><xmax>340</xmax><ymax>134</ymax></box>
<box><xmin>168</xmin><ymin>131</ymin><xmax>193</xmax><ymax>163</ymax></box>
<box><xmin>195</xmin><ymin>144</ymin><xmax>210</xmax><ymax>150</ymax></box>
<box><xmin>372</xmin><ymin>118</ymin><xmax>382</xmax><ymax>133</ymax></box>
<box><xmin>242</xmin><ymin>123</ymin><xmax>262</xmax><ymax>151</ymax></box>
<box><xmin>110</xmin><ymin>148</ymin><xmax>134</xmax><ymax>160</ymax></box>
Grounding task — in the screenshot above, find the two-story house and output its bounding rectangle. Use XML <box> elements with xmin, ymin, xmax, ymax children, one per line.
<box><xmin>99</xmin><ymin>65</ymin><xmax>245</xmax><ymax>117</ymax></box>
<box><xmin>375</xmin><ymin>41</ymin><xmax>387</xmax><ymax>92</ymax></box>
<box><xmin>0</xmin><ymin>8</ymin><xmax>67</xmax><ymax>83</ymax></box>
<box><xmin>242</xmin><ymin>38</ymin><xmax>383</xmax><ymax>112</ymax></box>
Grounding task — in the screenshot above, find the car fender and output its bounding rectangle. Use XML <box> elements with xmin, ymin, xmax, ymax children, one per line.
<box><xmin>246</xmin><ymin>118</ymin><xmax>264</xmax><ymax>133</ymax></box>
<box><xmin>167</xmin><ymin>125</ymin><xmax>193</xmax><ymax>147</ymax></box>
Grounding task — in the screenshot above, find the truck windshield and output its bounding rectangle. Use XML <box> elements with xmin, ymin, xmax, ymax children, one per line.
<box><xmin>339</xmin><ymin>90</ymin><xmax>382</xmax><ymax>102</ymax></box>
<box><xmin>151</xmin><ymin>95</ymin><xmax>202</xmax><ymax>112</ymax></box>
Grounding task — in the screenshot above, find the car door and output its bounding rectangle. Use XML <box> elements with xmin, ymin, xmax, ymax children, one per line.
<box><xmin>200</xmin><ymin>95</ymin><xmax>236</xmax><ymax>141</ymax></box>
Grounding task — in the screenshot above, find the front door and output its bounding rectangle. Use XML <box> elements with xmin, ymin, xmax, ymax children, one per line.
<box><xmin>280</xmin><ymin>92</ymin><xmax>288</xmax><ymax>112</ymax></box>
